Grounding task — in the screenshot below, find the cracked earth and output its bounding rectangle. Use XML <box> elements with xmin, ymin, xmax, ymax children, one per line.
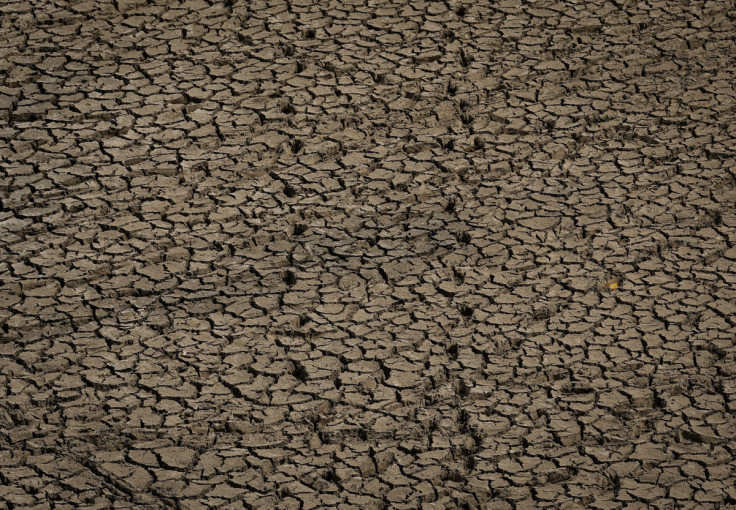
<box><xmin>2</xmin><ymin>0</ymin><xmax>736</xmax><ymax>508</ymax></box>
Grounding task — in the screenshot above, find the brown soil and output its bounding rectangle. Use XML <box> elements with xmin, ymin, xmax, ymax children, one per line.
<box><xmin>1</xmin><ymin>0</ymin><xmax>736</xmax><ymax>508</ymax></box>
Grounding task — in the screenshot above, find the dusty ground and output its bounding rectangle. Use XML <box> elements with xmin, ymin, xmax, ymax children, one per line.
<box><xmin>1</xmin><ymin>0</ymin><xmax>736</xmax><ymax>508</ymax></box>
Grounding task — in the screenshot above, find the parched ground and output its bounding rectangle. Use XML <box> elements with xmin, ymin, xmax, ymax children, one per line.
<box><xmin>1</xmin><ymin>0</ymin><xmax>736</xmax><ymax>508</ymax></box>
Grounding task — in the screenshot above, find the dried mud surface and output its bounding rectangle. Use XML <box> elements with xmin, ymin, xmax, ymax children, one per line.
<box><xmin>2</xmin><ymin>0</ymin><xmax>736</xmax><ymax>508</ymax></box>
